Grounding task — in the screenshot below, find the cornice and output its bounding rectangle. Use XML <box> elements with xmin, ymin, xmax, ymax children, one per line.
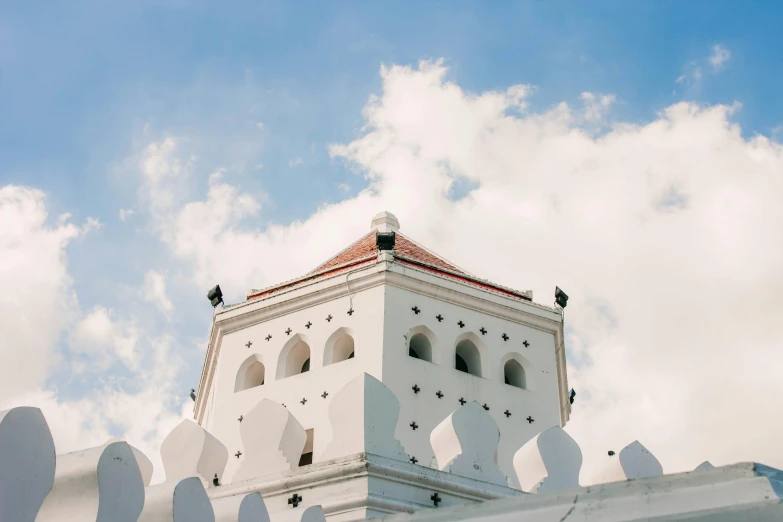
<box><xmin>209</xmin><ymin>452</ymin><xmax>524</xmax><ymax>517</ymax></box>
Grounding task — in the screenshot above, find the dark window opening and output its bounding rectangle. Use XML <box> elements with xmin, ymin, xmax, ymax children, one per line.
<box><xmin>409</xmin><ymin>347</ymin><xmax>420</xmax><ymax>359</ymax></box>
<box><xmin>456</xmin><ymin>353</ymin><xmax>468</xmax><ymax>373</ymax></box>
<box><xmin>298</xmin><ymin>452</ymin><xmax>313</xmax><ymax>466</ymax></box>
<box><xmin>301</xmin><ymin>358</ymin><xmax>310</xmax><ymax>373</ymax></box>
<box><xmin>348</xmin><ymin>351</ymin><xmax>355</xmax><ymax>359</ymax></box>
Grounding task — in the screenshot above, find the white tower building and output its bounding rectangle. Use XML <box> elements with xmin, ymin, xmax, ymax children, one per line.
<box><xmin>194</xmin><ymin>211</ymin><xmax>570</xmax><ymax>487</ymax></box>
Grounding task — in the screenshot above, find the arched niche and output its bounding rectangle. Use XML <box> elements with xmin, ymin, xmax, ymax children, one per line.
<box><xmin>454</xmin><ymin>332</ymin><xmax>485</xmax><ymax>377</ymax></box>
<box><xmin>235</xmin><ymin>354</ymin><xmax>266</xmax><ymax>392</ymax></box>
<box><xmin>323</xmin><ymin>327</ymin><xmax>356</xmax><ymax>366</ymax></box>
<box><xmin>407</xmin><ymin>325</ymin><xmax>439</xmax><ymax>364</ymax></box>
<box><xmin>276</xmin><ymin>334</ymin><xmax>312</xmax><ymax>379</ymax></box>
<box><xmin>500</xmin><ymin>352</ymin><xmax>536</xmax><ymax>391</ymax></box>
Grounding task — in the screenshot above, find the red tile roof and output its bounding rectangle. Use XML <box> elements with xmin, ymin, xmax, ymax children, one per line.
<box><xmin>246</xmin><ymin>231</ymin><xmax>531</xmax><ymax>302</ymax></box>
<box><xmin>310</xmin><ymin>232</ymin><xmax>464</xmax><ymax>275</ymax></box>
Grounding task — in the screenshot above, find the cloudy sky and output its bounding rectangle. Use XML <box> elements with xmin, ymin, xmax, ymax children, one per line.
<box><xmin>2</xmin><ymin>1</ymin><xmax>782</xmax><ymax>483</ymax></box>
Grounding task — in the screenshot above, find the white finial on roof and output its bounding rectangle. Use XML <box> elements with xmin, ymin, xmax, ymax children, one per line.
<box><xmin>371</xmin><ymin>211</ymin><xmax>400</xmax><ymax>233</ymax></box>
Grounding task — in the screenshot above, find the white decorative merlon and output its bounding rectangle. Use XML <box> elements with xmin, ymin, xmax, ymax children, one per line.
<box><xmin>139</xmin><ymin>477</ymin><xmax>215</xmax><ymax>522</ymax></box>
<box><xmin>36</xmin><ymin>441</ymin><xmax>144</xmax><ymax>522</ymax></box>
<box><xmin>429</xmin><ymin>401</ymin><xmax>506</xmax><ymax>487</ymax></box>
<box><xmin>370</xmin><ymin>211</ymin><xmax>400</xmax><ymax>233</ymax></box>
<box><xmin>320</xmin><ymin>373</ymin><xmax>408</xmax><ymax>463</ymax></box>
<box><xmin>592</xmin><ymin>440</ymin><xmax>663</xmax><ymax>485</ymax></box>
<box><xmin>211</xmin><ymin>491</ymin><xmax>270</xmax><ymax>522</ymax></box>
<box><xmin>512</xmin><ymin>426</ymin><xmax>582</xmax><ymax>493</ymax></box>
<box><xmin>269</xmin><ymin>505</ymin><xmax>327</xmax><ymax>522</ymax></box>
<box><xmin>694</xmin><ymin>461</ymin><xmax>714</xmax><ymax>471</ymax></box>
<box><xmin>105</xmin><ymin>437</ymin><xmax>154</xmax><ymax>486</ymax></box>
<box><xmin>0</xmin><ymin>407</ymin><xmax>55</xmax><ymax>522</ymax></box>
<box><xmin>233</xmin><ymin>399</ymin><xmax>307</xmax><ymax>482</ymax></box>
<box><xmin>161</xmin><ymin>419</ymin><xmax>228</xmax><ymax>487</ymax></box>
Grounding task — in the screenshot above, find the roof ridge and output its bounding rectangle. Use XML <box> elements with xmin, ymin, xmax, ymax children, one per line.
<box><xmin>307</xmin><ymin>230</ymin><xmax>376</xmax><ymax>275</ymax></box>
<box><xmin>396</xmin><ymin>232</ymin><xmax>474</xmax><ymax>277</ymax></box>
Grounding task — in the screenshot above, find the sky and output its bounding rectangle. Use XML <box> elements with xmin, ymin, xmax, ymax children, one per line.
<box><xmin>1</xmin><ymin>1</ymin><xmax>783</xmax><ymax>484</ymax></box>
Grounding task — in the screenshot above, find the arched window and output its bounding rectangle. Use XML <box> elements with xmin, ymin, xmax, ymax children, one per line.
<box><xmin>504</xmin><ymin>359</ymin><xmax>526</xmax><ymax>389</ymax></box>
<box><xmin>409</xmin><ymin>333</ymin><xmax>432</xmax><ymax>362</ymax></box>
<box><xmin>455</xmin><ymin>338</ymin><xmax>482</xmax><ymax>377</ymax></box>
<box><xmin>499</xmin><ymin>352</ymin><xmax>535</xmax><ymax>391</ymax></box>
<box><xmin>323</xmin><ymin>328</ymin><xmax>356</xmax><ymax>366</ymax></box>
<box><xmin>235</xmin><ymin>355</ymin><xmax>266</xmax><ymax>392</ymax></box>
<box><xmin>279</xmin><ymin>337</ymin><xmax>312</xmax><ymax>378</ymax></box>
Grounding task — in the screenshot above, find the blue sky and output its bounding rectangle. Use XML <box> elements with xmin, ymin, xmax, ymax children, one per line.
<box><xmin>2</xmin><ymin>1</ymin><xmax>783</xmax><ymax>481</ymax></box>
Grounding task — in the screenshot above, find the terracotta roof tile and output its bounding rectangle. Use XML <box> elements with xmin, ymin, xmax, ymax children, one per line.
<box><xmin>312</xmin><ymin>232</ymin><xmax>464</xmax><ymax>275</ymax></box>
<box><xmin>247</xmin><ymin>230</ymin><xmax>531</xmax><ymax>303</ymax></box>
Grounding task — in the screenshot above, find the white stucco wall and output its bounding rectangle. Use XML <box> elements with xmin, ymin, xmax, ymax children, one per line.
<box><xmin>199</xmin><ymin>254</ymin><xmax>565</xmax><ymax>487</ymax></box>
<box><xmin>381</xmin><ymin>282</ymin><xmax>562</xmax><ymax>486</ymax></box>
<box><xmin>203</xmin><ymin>283</ymin><xmax>386</xmax><ymax>484</ymax></box>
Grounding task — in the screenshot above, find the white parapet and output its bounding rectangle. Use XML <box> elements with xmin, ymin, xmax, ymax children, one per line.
<box><xmin>36</xmin><ymin>441</ymin><xmax>144</xmax><ymax>522</ymax></box>
<box><xmin>161</xmin><ymin>419</ymin><xmax>228</xmax><ymax>487</ymax></box>
<box><xmin>211</xmin><ymin>492</ymin><xmax>270</xmax><ymax>522</ymax></box>
<box><xmin>139</xmin><ymin>476</ymin><xmax>215</xmax><ymax>522</ymax></box>
<box><xmin>513</xmin><ymin>426</ymin><xmax>582</xmax><ymax>494</ymax></box>
<box><xmin>0</xmin><ymin>407</ymin><xmax>55</xmax><ymax>522</ymax></box>
<box><xmin>373</xmin><ymin>462</ymin><xmax>783</xmax><ymax>522</ymax></box>
<box><xmin>429</xmin><ymin>401</ymin><xmax>506</xmax><ymax>487</ymax></box>
<box><xmin>269</xmin><ymin>505</ymin><xmax>327</xmax><ymax>522</ymax></box>
<box><xmin>104</xmin><ymin>437</ymin><xmax>154</xmax><ymax>486</ymax></box>
<box><xmin>321</xmin><ymin>373</ymin><xmax>408</xmax><ymax>463</ymax></box>
<box><xmin>233</xmin><ymin>399</ymin><xmax>307</xmax><ymax>482</ymax></box>
<box><xmin>592</xmin><ymin>440</ymin><xmax>663</xmax><ymax>485</ymax></box>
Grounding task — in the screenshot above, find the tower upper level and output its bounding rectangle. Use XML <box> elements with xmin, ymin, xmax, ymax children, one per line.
<box><xmin>195</xmin><ymin>212</ymin><xmax>569</xmax><ymax>486</ymax></box>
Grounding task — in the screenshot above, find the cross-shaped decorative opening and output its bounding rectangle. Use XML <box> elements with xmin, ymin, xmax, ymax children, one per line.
<box><xmin>411</xmin><ymin>306</ymin><xmax>421</xmax><ymax>314</ymax></box>
<box><xmin>234</xmin><ymin>451</ymin><xmax>242</xmax><ymax>459</ymax></box>
<box><xmin>300</xmin><ymin>398</ymin><xmax>307</xmax><ymax>405</ymax></box>
<box><xmin>213</xmin><ymin>474</ymin><xmax>220</xmax><ymax>487</ymax></box>
<box><xmin>326</xmin><ymin>314</ymin><xmax>332</xmax><ymax>322</ymax></box>
<box><xmin>482</xmin><ymin>403</ymin><xmax>490</xmax><ymax>411</ymax></box>
<box><xmin>458</xmin><ymin>397</ymin><xmax>466</xmax><ymax>405</ymax></box>
<box><xmin>523</xmin><ymin>340</ymin><xmax>530</xmax><ymax>347</ymax></box>
<box><xmin>265</xmin><ymin>334</ymin><xmax>272</xmax><ymax>341</ymax></box>
<box><xmin>479</xmin><ymin>327</ymin><xmax>487</xmax><ymax>335</ymax></box>
<box><xmin>526</xmin><ymin>416</ymin><xmax>535</xmax><ymax>423</ymax></box>
<box><xmin>412</xmin><ymin>384</ymin><xmax>420</xmax><ymax>394</ymax></box>
<box><xmin>502</xmin><ymin>333</ymin><xmax>509</xmax><ymax>341</ymax></box>
<box><xmin>285</xmin><ymin>328</ymin><xmax>292</xmax><ymax>335</ymax></box>
<box><xmin>436</xmin><ymin>391</ymin><xmax>443</xmax><ymax>399</ymax></box>
<box><xmin>305</xmin><ymin>321</ymin><xmax>312</xmax><ymax>329</ymax></box>
<box><xmin>347</xmin><ymin>308</ymin><xmax>354</xmax><ymax>316</ymax></box>
<box><xmin>245</xmin><ymin>341</ymin><xmax>253</xmax><ymax>349</ymax></box>
<box><xmin>238</xmin><ymin>415</ymin><xmax>243</xmax><ymax>423</ymax></box>
<box><xmin>504</xmin><ymin>410</ymin><xmax>511</xmax><ymax>418</ymax></box>
<box><xmin>321</xmin><ymin>391</ymin><xmax>328</xmax><ymax>399</ymax></box>
<box><xmin>288</xmin><ymin>493</ymin><xmax>302</xmax><ymax>508</ymax></box>
<box><xmin>431</xmin><ymin>493</ymin><xmax>441</xmax><ymax>507</ymax></box>
<box><xmin>410</xmin><ymin>421</ymin><xmax>418</xmax><ymax>430</ymax></box>
<box><xmin>436</xmin><ymin>314</ymin><xmax>443</xmax><ymax>322</ymax></box>
<box><xmin>457</xmin><ymin>320</ymin><xmax>465</xmax><ymax>328</ymax></box>
<box><xmin>409</xmin><ymin>456</ymin><xmax>418</xmax><ymax>464</ymax></box>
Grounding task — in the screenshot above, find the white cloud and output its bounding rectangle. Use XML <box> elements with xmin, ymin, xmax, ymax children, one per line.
<box><xmin>338</xmin><ymin>183</ymin><xmax>351</xmax><ymax>193</ymax></box>
<box><xmin>133</xmin><ymin>60</ymin><xmax>783</xmax><ymax>484</ymax></box>
<box><xmin>141</xmin><ymin>270</ymin><xmax>174</xmax><ymax>315</ymax></box>
<box><xmin>119</xmin><ymin>208</ymin><xmax>135</xmax><ymax>220</ymax></box>
<box><xmin>255</xmin><ymin>122</ymin><xmax>264</xmax><ymax>130</ymax></box>
<box><xmin>580</xmin><ymin>92</ymin><xmax>616</xmax><ymax>124</ymax></box>
<box><xmin>288</xmin><ymin>157</ymin><xmax>303</xmax><ymax>168</ymax></box>
<box><xmin>709</xmin><ymin>44</ymin><xmax>731</xmax><ymax>70</ymax></box>
<box><xmin>0</xmin><ymin>184</ymin><xmax>187</xmax><ymax>483</ymax></box>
